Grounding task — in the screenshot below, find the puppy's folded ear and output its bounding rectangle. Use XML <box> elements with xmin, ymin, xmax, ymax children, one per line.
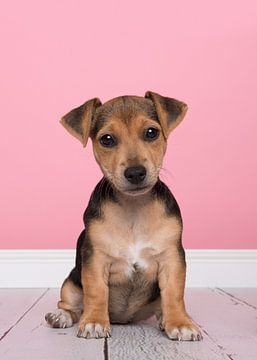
<box><xmin>60</xmin><ymin>98</ymin><xmax>102</xmax><ymax>147</ymax></box>
<box><xmin>145</xmin><ymin>91</ymin><xmax>188</xmax><ymax>138</ymax></box>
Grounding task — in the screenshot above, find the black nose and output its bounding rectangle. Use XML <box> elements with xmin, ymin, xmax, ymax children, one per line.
<box><xmin>124</xmin><ymin>166</ymin><xmax>147</xmax><ymax>184</ymax></box>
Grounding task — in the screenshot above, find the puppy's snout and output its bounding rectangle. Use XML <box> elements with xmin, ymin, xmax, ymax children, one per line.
<box><xmin>124</xmin><ymin>166</ymin><xmax>146</xmax><ymax>185</ymax></box>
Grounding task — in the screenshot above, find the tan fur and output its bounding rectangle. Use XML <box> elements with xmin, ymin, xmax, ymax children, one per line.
<box><xmin>78</xmin><ymin>251</ymin><xmax>111</xmax><ymax>335</ymax></box>
<box><xmin>92</xmin><ymin>115</ymin><xmax>166</xmax><ymax>194</ymax></box>
<box><xmin>58</xmin><ymin>278</ymin><xmax>83</xmax><ymax>323</ymax></box>
<box><xmin>87</xmin><ymin>195</ymin><xmax>182</xmax><ymax>323</ymax></box>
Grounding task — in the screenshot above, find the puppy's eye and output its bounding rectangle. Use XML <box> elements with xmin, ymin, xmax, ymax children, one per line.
<box><xmin>144</xmin><ymin>127</ymin><xmax>159</xmax><ymax>141</ymax></box>
<box><xmin>100</xmin><ymin>134</ymin><xmax>117</xmax><ymax>147</ymax></box>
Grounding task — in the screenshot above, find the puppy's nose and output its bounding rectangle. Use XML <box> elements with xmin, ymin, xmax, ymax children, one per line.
<box><xmin>124</xmin><ymin>166</ymin><xmax>146</xmax><ymax>184</ymax></box>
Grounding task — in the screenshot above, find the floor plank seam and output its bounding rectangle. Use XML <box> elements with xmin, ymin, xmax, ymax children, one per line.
<box><xmin>0</xmin><ymin>288</ymin><xmax>49</xmax><ymax>342</ymax></box>
<box><xmin>226</xmin><ymin>354</ymin><xmax>235</xmax><ymax>360</ymax></box>
<box><xmin>216</xmin><ymin>288</ymin><xmax>257</xmax><ymax>310</ymax></box>
<box><xmin>200</xmin><ymin>327</ymin><xmax>235</xmax><ymax>359</ymax></box>
<box><xmin>104</xmin><ymin>337</ymin><xmax>109</xmax><ymax>360</ymax></box>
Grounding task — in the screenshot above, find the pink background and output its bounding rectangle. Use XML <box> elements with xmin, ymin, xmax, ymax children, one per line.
<box><xmin>0</xmin><ymin>1</ymin><xmax>256</xmax><ymax>249</ymax></box>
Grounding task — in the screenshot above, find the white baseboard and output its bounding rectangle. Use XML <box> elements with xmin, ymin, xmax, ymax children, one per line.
<box><xmin>0</xmin><ymin>249</ymin><xmax>256</xmax><ymax>288</ymax></box>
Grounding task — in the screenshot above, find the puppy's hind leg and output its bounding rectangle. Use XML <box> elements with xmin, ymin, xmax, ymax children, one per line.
<box><xmin>45</xmin><ymin>277</ymin><xmax>83</xmax><ymax>329</ymax></box>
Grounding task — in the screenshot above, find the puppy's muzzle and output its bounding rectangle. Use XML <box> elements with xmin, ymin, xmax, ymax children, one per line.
<box><xmin>124</xmin><ymin>165</ymin><xmax>146</xmax><ymax>185</ymax></box>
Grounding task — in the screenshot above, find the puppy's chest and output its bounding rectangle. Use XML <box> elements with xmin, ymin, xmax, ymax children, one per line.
<box><xmin>112</xmin><ymin>228</ymin><xmax>157</xmax><ymax>280</ymax></box>
<box><xmin>89</xmin><ymin>200</ymin><xmax>181</xmax><ymax>282</ymax></box>
<box><xmin>96</xmin><ymin>210</ymin><xmax>156</xmax><ymax>271</ymax></box>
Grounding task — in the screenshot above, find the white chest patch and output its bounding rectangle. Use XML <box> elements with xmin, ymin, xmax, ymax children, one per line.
<box><xmin>128</xmin><ymin>241</ymin><xmax>147</xmax><ymax>267</ymax></box>
<box><xmin>124</xmin><ymin>241</ymin><xmax>150</xmax><ymax>278</ymax></box>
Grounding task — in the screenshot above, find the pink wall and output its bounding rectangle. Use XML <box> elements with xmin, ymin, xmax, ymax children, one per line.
<box><xmin>0</xmin><ymin>1</ymin><xmax>256</xmax><ymax>249</ymax></box>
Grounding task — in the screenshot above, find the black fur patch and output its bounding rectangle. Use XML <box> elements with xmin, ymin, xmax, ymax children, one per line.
<box><xmin>67</xmin><ymin>178</ymin><xmax>116</xmax><ymax>287</ymax></box>
<box><xmin>83</xmin><ymin>177</ymin><xmax>116</xmax><ymax>223</ymax></box>
<box><xmin>151</xmin><ymin>179</ymin><xmax>185</xmax><ymax>262</ymax></box>
<box><xmin>152</xmin><ymin>179</ymin><xmax>182</xmax><ymax>220</ymax></box>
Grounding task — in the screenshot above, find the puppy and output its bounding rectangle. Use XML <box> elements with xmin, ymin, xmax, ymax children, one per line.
<box><xmin>45</xmin><ymin>91</ymin><xmax>202</xmax><ymax>341</ymax></box>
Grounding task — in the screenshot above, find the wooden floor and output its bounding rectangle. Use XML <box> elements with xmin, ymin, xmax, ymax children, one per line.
<box><xmin>0</xmin><ymin>288</ymin><xmax>256</xmax><ymax>359</ymax></box>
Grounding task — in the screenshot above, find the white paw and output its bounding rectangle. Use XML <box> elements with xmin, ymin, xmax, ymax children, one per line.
<box><xmin>45</xmin><ymin>309</ymin><xmax>73</xmax><ymax>328</ymax></box>
<box><xmin>77</xmin><ymin>323</ymin><xmax>111</xmax><ymax>339</ymax></box>
<box><xmin>166</xmin><ymin>326</ymin><xmax>202</xmax><ymax>341</ymax></box>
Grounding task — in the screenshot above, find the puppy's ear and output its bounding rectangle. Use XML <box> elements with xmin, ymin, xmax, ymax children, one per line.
<box><xmin>145</xmin><ymin>91</ymin><xmax>188</xmax><ymax>138</ymax></box>
<box><xmin>60</xmin><ymin>98</ymin><xmax>101</xmax><ymax>147</ymax></box>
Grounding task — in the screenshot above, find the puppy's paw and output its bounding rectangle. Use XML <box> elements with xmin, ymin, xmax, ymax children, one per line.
<box><xmin>163</xmin><ymin>321</ymin><xmax>202</xmax><ymax>341</ymax></box>
<box><xmin>77</xmin><ymin>321</ymin><xmax>111</xmax><ymax>339</ymax></box>
<box><xmin>45</xmin><ymin>309</ymin><xmax>73</xmax><ymax>329</ymax></box>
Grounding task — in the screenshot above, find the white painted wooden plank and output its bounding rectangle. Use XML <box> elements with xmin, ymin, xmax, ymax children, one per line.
<box><xmin>108</xmin><ymin>303</ymin><xmax>231</xmax><ymax>360</ymax></box>
<box><xmin>221</xmin><ymin>288</ymin><xmax>257</xmax><ymax>309</ymax></box>
<box><xmin>0</xmin><ymin>289</ymin><xmax>104</xmax><ymax>360</ymax></box>
<box><xmin>0</xmin><ymin>288</ymin><xmax>46</xmax><ymax>339</ymax></box>
<box><xmin>108</xmin><ymin>320</ymin><xmax>232</xmax><ymax>360</ymax></box>
<box><xmin>185</xmin><ymin>288</ymin><xmax>257</xmax><ymax>360</ymax></box>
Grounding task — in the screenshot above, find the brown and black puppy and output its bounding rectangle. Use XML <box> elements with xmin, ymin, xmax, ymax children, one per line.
<box><xmin>45</xmin><ymin>91</ymin><xmax>202</xmax><ymax>341</ymax></box>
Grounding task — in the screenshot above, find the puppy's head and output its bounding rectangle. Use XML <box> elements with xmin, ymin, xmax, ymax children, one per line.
<box><xmin>61</xmin><ymin>91</ymin><xmax>187</xmax><ymax>196</ymax></box>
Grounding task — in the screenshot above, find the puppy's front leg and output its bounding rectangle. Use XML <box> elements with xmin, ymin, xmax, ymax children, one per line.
<box><xmin>158</xmin><ymin>248</ymin><xmax>202</xmax><ymax>341</ymax></box>
<box><xmin>77</xmin><ymin>251</ymin><xmax>111</xmax><ymax>339</ymax></box>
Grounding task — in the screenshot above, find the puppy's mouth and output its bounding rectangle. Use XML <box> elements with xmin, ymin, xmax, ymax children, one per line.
<box><xmin>105</xmin><ymin>172</ymin><xmax>159</xmax><ymax>196</ymax></box>
<box><xmin>122</xmin><ymin>184</ymin><xmax>152</xmax><ymax>196</ymax></box>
